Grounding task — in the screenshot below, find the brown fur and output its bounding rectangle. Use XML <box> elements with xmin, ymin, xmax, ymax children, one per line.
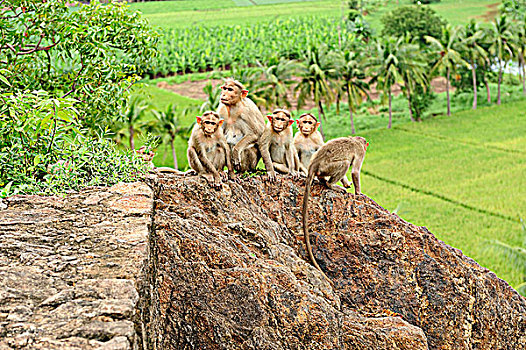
<box><xmin>217</xmin><ymin>79</ymin><xmax>266</xmax><ymax>173</ymax></box>
<box><xmin>302</xmin><ymin>136</ymin><xmax>368</xmax><ymax>282</ymax></box>
<box><xmin>187</xmin><ymin>111</ymin><xmax>234</xmax><ymax>188</ymax></box>
<box><xmin>259</xmin><ymin>109</ymin><xmax>299</xmax><ymax>181</ymax></box>
<box><xmin>293</xmin><ymin>113</ymin><xmax>324</xmax><ymax>175</ymax></box>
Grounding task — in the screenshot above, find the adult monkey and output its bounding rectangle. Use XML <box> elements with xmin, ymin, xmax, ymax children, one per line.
<box><xmin>302</xmin><ymin>136</ymin><xmax>369</xmax><ymax>282</ymax></box>
<box><xmin>293</xmin><ymin>113</ymin><xmax>324</xmax><ymax>175</ymax></box>
<box><xmin>217</xmin><ymin>79</ymin><xmax>266</xmax><ymax>173</ymax></box>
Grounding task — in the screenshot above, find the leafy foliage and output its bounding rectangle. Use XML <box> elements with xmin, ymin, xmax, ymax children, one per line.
<box><xmin>381</xmin><ymin>5</ymin><xmax>445</xmax><ymax>45</ymax></box>
<box><xmin>0</xmin><ymin>1</ymin><xmax>158</xmax><ymax>195</ymax></box>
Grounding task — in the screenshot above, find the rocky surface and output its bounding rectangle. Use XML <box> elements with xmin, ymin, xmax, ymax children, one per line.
<box><xmin>1</xmin><ymin>175</ymin><xmax>525</xmax><ymax>349</ymax></box>
<box><xmin>0</xmin><ymin>182</ymin><xmax>152</xmax><ymax>349</ymax></box>
<box><xmin>146</xmin><ymin>175</ymin><xmax>525</xmax><ymax>350</ymax></box>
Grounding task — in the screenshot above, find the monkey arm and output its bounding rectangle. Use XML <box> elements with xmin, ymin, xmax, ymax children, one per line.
<box><xmin>220</xmin><ymin>139</ymin><xmax>235</xmax><ymax>179</ymax></box>
<box><xmin>259</xmin><ymin>133</ymin><xmax>276</xmax><ymax>181</ymax></box>
<box><xmin>196</xmin><ymin>145</ymin><xmax>221</xmax><ymax>177</ymax></box>
<box><xmin>292</xmin><ymin>146</ymin><xmax>300</xmax><ymax>173</ymax></box>
<box><xmin>232</xmin><ymin>134</ymin><xmax>258</xmax><ymax>157</ymax></box>
<box><xmin>272</xmin><ymin>162</ymin><xmax>290</xmax><ymax>173</ymax></box>
<box><xmin>284</xmin><ymin>144</ymin><xmax>299</xmax><ymax>179</ymax></box>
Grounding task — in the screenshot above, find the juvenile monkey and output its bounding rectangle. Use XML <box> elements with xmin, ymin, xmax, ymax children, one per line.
<box><xmin>293</xmin><ymin>113</ymin><xmax>324</xmax><ymax>175</ymax></box>
<box><xmin>136</xmin><ymin>146</ymin><xmax>183</xmax><ymax>174</ymax></box>
<box><xmin>259</xmin><ymin>108</ymin><xmax>299</xmax><ymax>182</ymax></box>
<box><xmin>217</xmin><ymin>79</ymin><xmax>266</xmax><ymax>173</ymax></box>
<box><xmin>302</xmin><ymin>136</ymin><xmax>369</xmax><ymax>281</ymax></box>
<box><xmin>187</xmin><ymin>111</ymin><xmax>235</xmax><ymax>188</ymax></box>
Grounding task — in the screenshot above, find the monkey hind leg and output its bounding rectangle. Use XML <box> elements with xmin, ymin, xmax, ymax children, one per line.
<box><xmin>325</xmin><ymin>161</ymin><xmax>351</xmax><ymax>193</ymax></box>
<box><xmin>187</xmin><ymin>147</ymin><xmax>205</xmax><ymax>174</ymax></box>
<box><xmin>237</xmin><ymin>147</ymin><xmax>259</xmax><ymax>173</ymax></box>
<box><xmin>273</xmin><ymin>162</ymin><xmax>290</xmax><ymax>174</ymax></box>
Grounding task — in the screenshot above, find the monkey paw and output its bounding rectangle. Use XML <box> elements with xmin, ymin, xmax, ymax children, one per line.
<box><xmin>290</xmin><ymin>171</ymin><xmax>300</xmax><ymax>180</ymax></box>
<box><xmin>267</xmin><ymin>171</ymin><xmax>277</xmax><ymax>182</ymax></box>
<box><xmin>331</xmin><ymin>185</ymin><xmax>348</xmax><ymax>193</ymax></box>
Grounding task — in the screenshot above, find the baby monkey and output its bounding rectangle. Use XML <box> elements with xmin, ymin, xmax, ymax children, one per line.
<box><xmin>293</xmin><ymin>113</ymin><xmax>324</xmax><ymax>175</ymax></box>
<box><xmin>260</xmin><ymin>108</ymin><xmax>299</xmax><ymax>182</ymax></box>
<box><xmin>302</xmin><ymin>136</ymin><xmax>369</xmax><ymax>282</ymax></box>
<box><xmin>187</xmin><ymin>111</ymin><xmax>235</xmax><ymax>188</ymax></box>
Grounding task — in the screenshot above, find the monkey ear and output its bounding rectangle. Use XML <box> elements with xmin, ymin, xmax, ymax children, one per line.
<box><xmin>288</xmin><ymin>120</ymin><xmax>294</xmax><ymax>126</ymax></box>
<box><xmin>315</xmin><ymin>122</ymin><xmax>321</xmax><ymax>129</ymax></box>
<box><xmin>241</xmin><ymin>89</ymin><xmax>249</xmax><ymax>98</ymax></box>
<box><xmin>196</xmin><ymin>116</ymin><xmax>202</xmax><ymax>124</ymax></box>
<box><xmin>218</xmin><ymin>119</ymin><xmax>224</xmax><ymax>126</ymax></box>
<box><xmin>266</xmin><ymin>115</ymin><xmax>273</xmax><ymax>122</ymax></box>
<box><xmin>296</xmin><ymin>119</ymin><xmax>300</xmax><ymax>125</ymax></box>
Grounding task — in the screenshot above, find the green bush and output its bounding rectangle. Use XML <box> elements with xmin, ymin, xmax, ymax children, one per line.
<box><xmin>381</xmin><ymin>5</ymin><xmax>445</xmax><ymax>45</ymax></box>
<box><xmin>0</xmin><ymin>1</ymin><xmax>158</xmax><ymax>195</ymax></box>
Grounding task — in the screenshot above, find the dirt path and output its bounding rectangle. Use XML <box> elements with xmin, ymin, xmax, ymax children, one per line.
<box><xmin>156</xmin><ymin>76</ymin><xmax>454</xmax><ymax>111</ymax></box>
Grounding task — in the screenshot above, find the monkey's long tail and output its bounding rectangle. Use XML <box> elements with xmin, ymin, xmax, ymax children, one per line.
<box><xmin>302</xmin><ymin>170</ymin><xmax>331</xmax><ymax>284</ymax></box>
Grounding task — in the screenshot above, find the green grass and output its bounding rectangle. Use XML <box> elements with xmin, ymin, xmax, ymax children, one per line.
<box><xmin>356</xmin><ymin>99</ymin><xmax>526</xmax><ymax>286</ymax></box>
<box><xmin>132</xmin><ymin>0</ymin><xmax>501</xmax><ymax>29</ymax></box>
<box><xmin>131</xmin><ymin>0</ymin><xmax>343</xmax><ymax>28</ymax></box>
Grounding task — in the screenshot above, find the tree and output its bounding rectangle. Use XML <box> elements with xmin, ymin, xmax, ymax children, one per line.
<box><xmin>250</xmin><ymin>58</ymin><xmax>299</xmax><ymax>111</ymax></box>
<box><xmin>338</xmin><ymin>50</ymin><xmax>370</xmax><ymax>134</ymax></box>
<box><xmin>0</xmin><ymin>1</ymin><xmax>157</xmax><ymax>194</ymax></box>
<box><xmin>490</xmin><ymin>15</ymin><xmax>515</xmax><ymax>105</ymax></box>
<box><xmin>513</xmin><ymin>19</ymin><xmax>526</xmax><ymax>96</ymax></box>
<box><xmin>122</xmin><ymin>95</ymin><xmax>149</xmax><ymax>150</ymax></box>
<box><xmin>459</xmin><ymin>20</ymin><xmax>489</xmax><ymax>109</ymax></box>
<box><xmin>151</xmin><ymin>104</ymin><xmax>190</xmax><ymax>170</ymax></box>
<box><xmin>296</xmin><ymin>45</ymin><xmax>338</xmax><ymax>137</ymax></box>
<box><xmin>501</xmin><ymin>0</ymin><xmax>526</xmax><ymax>20</ymax></box>
<box><xmin>426</xmin><ymin>25</ymin><xmax>468</xmax><ymax>116</ymax></box>
<box><xmin>369</xmin><ymin>37</ymin><xmax>410</xmax><ymax>128</ymax></box>
<box><xmin>200</xmin><ymin>82</ymin><xmax>221</xmax><ymax>113</ymax></box>
<box><xmin>381</xmin><ymin>5</ymin><xmax>445</xmax><ymax>46</ymax></box>
<box><xmin>0</xmin><ymin>0</ymin><xmax>158</xmax><ymax>130</ymax></box>
<box><xmin>398</xmin><ymin>36</ymin><xmax>428</xmax><ymax>121</ymax></box>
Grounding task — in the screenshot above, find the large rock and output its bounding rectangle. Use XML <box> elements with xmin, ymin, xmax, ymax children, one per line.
<box><xmin>144</xmin><ymin>175</ymin><xmax>525</xmax><ymax>350</ymax></box>
<box><xmin>0</xmin><ymin>182</ymin><xmax>152</xmax><ymax>349</ymax></box>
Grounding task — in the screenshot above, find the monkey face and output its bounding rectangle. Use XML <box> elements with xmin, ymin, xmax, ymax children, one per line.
<box><xmin>137</xmin><ymin>146</ymin><xmax>155</xmax><ymax>163</ymax></box>
<box><xmin>197</xmin><ymin>113</ymin><xmax>223</xmax><ymax>136</ymax></box>
<box><xmin>297</xmin><ymin>115</ymin><xmax>320</xmax><ymax>136</ymax></box>
<box><xmin>268</xmin><ymin>111</ymin><xmax>293</xmax><ymax>133</ymax></box>
<box><xmin>220</xmin><ymin>80</ymin><xmax>248</xmax><ymax>106</ymax></box>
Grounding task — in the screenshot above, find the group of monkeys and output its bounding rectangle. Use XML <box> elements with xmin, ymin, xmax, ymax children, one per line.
<box><xmin>156</xmin><ymin>78</ymin><xmax>369</xmax><ymax>281</ymax></box>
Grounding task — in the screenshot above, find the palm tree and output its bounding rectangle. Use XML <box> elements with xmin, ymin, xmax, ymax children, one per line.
<box><xmin>459</xmin><ymin>20</ymin><xmax>489</xmax><ymax>109</ymax></box>
<box><xmin>250</xmin><ymin>58</ymin><xmax>299</xmax><ymax>111</ymax></box>
<box><xmin>490</xmin><ymin>15</ymin><xmax>515</xmax><ymax>105</ymax></box>
<box><xmin>295</xmin><ymin>45</ymin><xmax>338</xmax><ymax>136</ymax></box>
<box><xmin>399</xmin><ymin>36</ymin><xmax>428</xmax><ymax>122</ymax></box>
<box><xmin>426</xmin><ymin>25</ymin><xmax>468</xmax><ymax>116</ymax></box>
<box><xmin>151</xmin><ymin>104</ymin><xmax>188</xmax><ymax>170</ymax></box>
<box><xmin>122</xmin><ymin>95</ymin><xmax>149</xmax><ymax>149</ymax></box>
<box><xmin>339</xmin><ymin>50</ymin><xmax>370</xmax><ymax>134</ymax></box>
<box><xmin>368</xmin><ymin>37</ymin><xmax>406</xmax><ymax>128</ymax></box>
<box><xmin>200</xmin><ymin>82</ymin><xmax>221</xmax><ymax>113</ymax></box>
<box><xmin>514</xmin><ymin>19</ymin><xmax>526</xmax><ymax>96</ymax></box>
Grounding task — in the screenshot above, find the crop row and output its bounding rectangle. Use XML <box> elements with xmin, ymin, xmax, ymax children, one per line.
<box><xmin>152</xmin><ymin>16</ymin><xmax>347</xmax><ymax>76</ymax></box>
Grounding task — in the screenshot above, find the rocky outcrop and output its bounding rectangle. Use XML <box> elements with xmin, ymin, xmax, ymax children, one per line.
<box><xmin>146</xmin><ymin>175</ymin><xmax>525</xmax><ymax>350</ymax></box>
<box><xmin>1</xmin><ymin>175</ymin><xmax>525</xmax><ymax>349</ymax></box>
<box><xmin>0</xmin><ymin>183</ymin><xmax>152</xmax><ymax>349</ymax></box>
